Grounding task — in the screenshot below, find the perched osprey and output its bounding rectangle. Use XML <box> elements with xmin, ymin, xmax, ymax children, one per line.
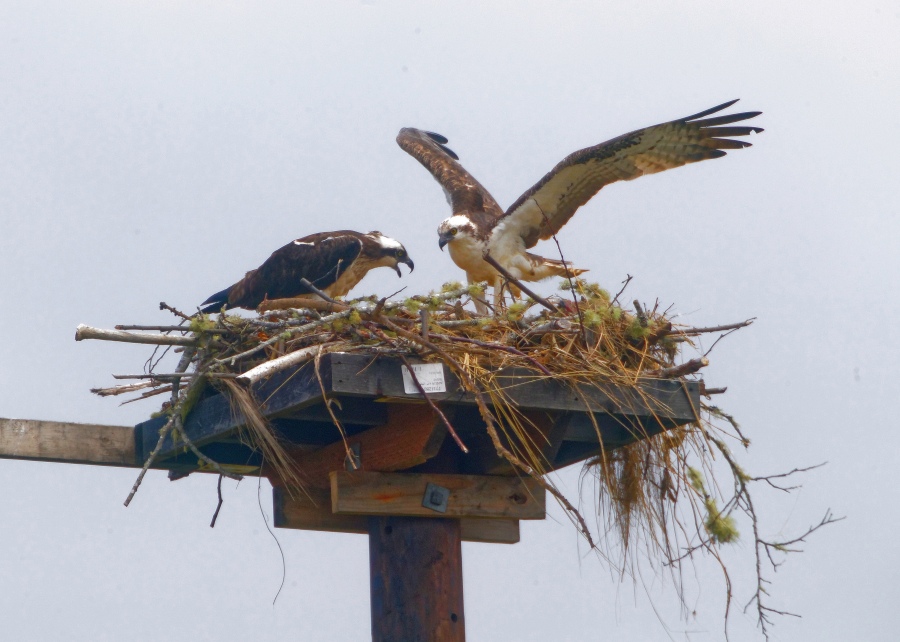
<box><xmin>397</xmin><ymin>99</ymin><xmax>762</xmax><ymax>311</ymax></box>
<box><xmin>200</xmin><ymin>230</ymin><xmax>414</xmax><ymax>313</ymax></box>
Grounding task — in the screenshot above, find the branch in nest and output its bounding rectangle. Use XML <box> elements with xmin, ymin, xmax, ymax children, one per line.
<box><xmin>75</xmin><ymin>324</ymin><xmax>197</xmax><ymax>347</ymax></box>
<box><xmin>611</xmin><ymin>274</ymin><xmax>633</xmax><ymax>305</ymax></box>
<box><xmin>523</xmin><ymin>318</ymin><xmax>575</xmax><ymax>338</ymax></box>
<box><xmin>236</xmin><ymin>342</ymin><xmax>343</xmax><ymax>386</ymax></box>
<box><xmin>160</xmin><ymin>301</ymin><xmax>192</xmax><ymax>320</ymax></box>
<box><xmin>216</xmin><ymin>309</ymin><xmax>353</xmax><ymax>365</ymax></box>
<box><xmin>116</xmin><ymin>324</ymin><xmax>224</xmax><ymax>333</ymax></box>
<box><xmin>633</xmin><ymin>300</ymin><xmax>648</xmax><ymax>327</ymax></box>
<box><xmin>123</xmin><ymin>347</ymin><xmax>197</xmax><ymax>507</ymax></box>
<box><xmin>482</xmin><ymin>252</ymin><xmax>558</xmax><ymax>313</ymax></box>
<box><xmin>646</xmin><ymin>357</ymin><xmax>709</xmax><ymax>378</ymax></box>
<box><xmin>664</xmin><ymin>318</ymin><xmax>756</xmax><ymax>337</ymax></box>
<box><xmin>91</xmin><ymin>380</ymin><xmax>157</xmax><ymax>397</ymax></box>
<box><xmin>257</xmin><ymin>297</ymin><xmax>351</xmax><ymax>314</ymax></box>
<box><xmin>120</xmin><ymin>384</ymin><xmax>174</xmax><ymax>405</ymax></box>
<box><xmin>300</xmin><ymin>277</ymin><xmax>341</xmax><ymax>304</ymax></box>
<box><xmin>112</xmin><ymin>372</ymin><xmax>238</xmax><ymax>381</ymax></box>
<box><xmin>397</xmin><ymin>354</ymin><xmax>468</xmax><ymax>453</ymax></box>
<box><xmin>699</xmin><ymin>382</ymin><xmax>728</xmax><ymax>397</ymax></box>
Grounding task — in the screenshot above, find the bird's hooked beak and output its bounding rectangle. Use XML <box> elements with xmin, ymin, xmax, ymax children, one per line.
<box><xmin>394</xmin><ymin>255</ymin><xmax>415</xmax><ymax>277</ymax></box>
<box><xmin>438</xmin><ymin>233</ymin><xmax>451</xmax><ymax>251</ymax></box>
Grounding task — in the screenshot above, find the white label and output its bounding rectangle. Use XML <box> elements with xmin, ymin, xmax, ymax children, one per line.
<box><xmin>401</xmin><ymin>362</ymin><xmax>447</xmax><ymax>394</ymax></box>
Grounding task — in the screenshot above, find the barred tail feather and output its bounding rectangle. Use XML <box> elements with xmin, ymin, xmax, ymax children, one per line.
<box><xmin>525</xmin><ymin>253</ymin><xmax>588</xmax><ymax>281</ymax></box>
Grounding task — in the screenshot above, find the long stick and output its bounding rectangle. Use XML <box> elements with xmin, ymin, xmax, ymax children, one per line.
<box><xmin>91</xmin><ymin>381</ymin><xmax>156</xmax><ymax>397</ymax></box>
<box><xmin>664</xmin><ymin>318</ymin><xmax>756</xmax><ymax>337</ymax></box>
<box><xmin>215</xmin><ymin>309</ymin><xmax>353</xmax><ymax>365</ymax></box>
<box><xmin>115</xmin><ymin>324</ymin><xmax>229</xmax><ymax>333</ymax></box>
<box><xmin>76</xmin><ymin>324</ymin><xmax>197</xmax><ymax>347</ymax></box>
<box><xmin>647</xmin><ymin>357</ymin><xmax>709</xmax><ymax>378</ymax></box>
<box><xmin>299</xmin><ymin>277</ymin><xmax>341</xmax><ymax>305</ymax></box>
<box><xmin>112</xmin><ymin>372</ymin><xmax>238</xmax><ymax>380</ymax></box>
<box><xmin>481</xmin><ymin>252</ymin><xmax>558</xmax><ymax>312</ymax></box>
<box><xmin>257</xmin><ymin>297</ymin><xmax>351</xmax><ymax>314</ymax></box>
<box><xmin>123</xmin><ymin>347</ymin><xmax>197</xmax><ymax>507</ymax></box>
<box><xmin>398</xmin><ymin>355</ymin><xmax>468</xmax><ymax>453</ymax></box>
<box><xmin>236</xmin><ymin>343</ymin><xmax>341</xmax><ymax>385</ymax></box>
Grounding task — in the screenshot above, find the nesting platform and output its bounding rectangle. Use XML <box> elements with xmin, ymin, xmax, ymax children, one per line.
<box><xmin>132</xmin><ymin>352</ymin><xmax>700</xmax><ymax>543</ymax></box>
<box><xmin>2</xmin><ymin>352</ymin><xmax>702</xmax><ymax>641</ymax></box>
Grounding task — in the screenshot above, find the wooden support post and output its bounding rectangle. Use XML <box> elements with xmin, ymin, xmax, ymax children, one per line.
<box><xmin>369</xmin><ymin>516</ymin><xmax>465</xmax><ymax>642</ymax></box>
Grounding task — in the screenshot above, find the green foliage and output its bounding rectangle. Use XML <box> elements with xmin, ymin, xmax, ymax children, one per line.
<box><xmin>560</xmin><ymin>278</ymin><xmax>610</xmax><ymax>303</ymax></box>
<box><xmin>467</xmin><ymin>282</ymin><xmax>485</xmax><ymax>298</ymax></box>
<box><xmin>189</xmin><ymin>314</ymin><xmax>217</xmax><ymax>334</ymax></box>
<box><xmin>506</xmin><ymin>301</ymin><xmax>530</xmax><ymax>322</ymax></box>
<box><xmin>403</xmin><ymin>298</ymin><xmax>423</xmax><ymax>314</ymax></box>
<box><xmin>440</xmin><ymin>281</ymin><xmax>464</xmax><ymax>294</ymax></box>
<box><xmin>581</xmin><ymin>309</ymin><xmax>603</xmax><ymax>329</ymax></box>
<box><xmin>704</xmin><ymin>497</ymin><xmax>740</xmax><ymax>543</ymax></box>
<box><xmin>687</xmin><ymin>466</ymin><xmax>706</xmax><ymax>494</ymax></box>
<box><xmin>348</xmin><ymin>310</ymin><xmax>362</xmax><ymax>326</ymax></box>
<box><xmin>627</xmin><ymin>317</ymin><xmax>650</xmax><ymax>340</ymax></box>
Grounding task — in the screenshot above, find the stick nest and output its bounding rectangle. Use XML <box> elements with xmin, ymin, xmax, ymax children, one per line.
<box><xmin>89</xmin><ymin>278</ymin><xmax>833</xmax><ymax>640</ymax></box>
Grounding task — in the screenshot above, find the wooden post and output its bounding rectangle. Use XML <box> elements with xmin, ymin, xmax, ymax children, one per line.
<box><xmin>368</xmin><ymin>516</ymin><xmax>465</xmax><ymax>642</ymax></box>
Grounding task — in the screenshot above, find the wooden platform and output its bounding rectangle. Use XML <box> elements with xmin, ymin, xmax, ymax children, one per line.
<box><xmin>2</xmin><ymin>351</ymin><xmax>702</xmax><ymax>641</ymax></box>
<box><xmin>133</xmin><ymin>352</ymin><xmax>700</xmax><ymax>478</ymax></box>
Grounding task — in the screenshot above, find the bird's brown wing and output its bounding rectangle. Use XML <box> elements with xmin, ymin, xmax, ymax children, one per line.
<box><xmin>223</xmin><ymin>232</ymin><xmax>364</xmax><ymax>309</ymax></box>
<box><xmin>502</xmin><ymin>100</ymin><xmax>763</xmax><ymax>248</ymax></box>
<box><xmin>397</xmin><ymin>128</ymin><xmax>504</xmax><ymax>221</ymax></box>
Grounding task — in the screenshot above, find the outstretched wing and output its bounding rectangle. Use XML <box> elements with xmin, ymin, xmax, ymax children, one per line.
<box><xmin>218</xmin><ymin>232</ymin><xmax>364</xmax><ymax>309</ymax></box>
<box><xmin>397</xmin><ymin>128</ymin><xmax>504</xmax><ymax>220</ymax></box>
<box><xmin>502</xmin><ymin>100</ymin><xmax>763</xmax><ymax>248</ymax></box>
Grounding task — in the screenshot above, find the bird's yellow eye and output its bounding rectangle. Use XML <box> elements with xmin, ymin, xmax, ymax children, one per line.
<box><xmin>450</xmin><ymin>227</ymin><xmax>458</xmax><ymax>235</ymax></box>
<box><xmin>396</xmin><ymin>249</ymin><xmax>405</xmax><ymax>257</ymax></box>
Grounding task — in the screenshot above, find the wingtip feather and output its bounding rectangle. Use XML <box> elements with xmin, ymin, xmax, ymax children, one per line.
<box><xmin>683</xmin><ymin>99</ymin><xmax>740</xmax><ymax>122</ymax></box>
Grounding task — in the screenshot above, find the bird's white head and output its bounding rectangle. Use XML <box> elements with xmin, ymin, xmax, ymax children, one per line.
<box><xmin>437</xmin><ymin>215</ymin><xmax>477</xmax><ymax>251</ymax></box>
<box><xmin>364</xmin><ymin>231</ymin><xmax>415</xmax><ymax>277</ymax></box>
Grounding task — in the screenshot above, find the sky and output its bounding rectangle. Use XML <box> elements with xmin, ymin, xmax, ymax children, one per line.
<box><xmin>1</xmin><ymin>1</ymin><xmax>898</xmax><ymax>640</ymax></box>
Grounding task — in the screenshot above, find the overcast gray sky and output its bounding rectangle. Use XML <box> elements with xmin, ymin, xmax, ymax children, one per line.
<box><xmin>1</xmin><ymin>1</ymin><xmax>898</xmax><ymax>640</ymax></box>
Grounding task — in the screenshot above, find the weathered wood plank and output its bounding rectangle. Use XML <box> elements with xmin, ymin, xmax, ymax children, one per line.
<box><xmin>331</xmin><ymin>471</ymin><xmax>546</xmax><ymax>520</ymax></box>
<box><xmin>369</xmin><ymin>516</ymin><xmax>465</xmax><ymax>641</ymax></box>
<box><xmin>0</xmin><ymin>418</ymin><xmax>137</xmax><ymax>467</ymax></box>
<box><xmin>275</xmin><ymin>404</ymin><xmax>448</xmax><ymax>489</ymax></box>
<box><xmin>329</xmin><ymin>353</ymin><xmax>699</xmax><ymax>418</ymax></box>
<box><xmin>272</xmin><ymin>487</ymin><xmax>520</xmax><ymax>544</ymax></box>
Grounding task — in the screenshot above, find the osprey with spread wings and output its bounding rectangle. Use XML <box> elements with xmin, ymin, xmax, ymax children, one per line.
<box><xmin>397</xmin><ymin>100</ymin><xmax>762</xmax><ymax>312</ymax></box>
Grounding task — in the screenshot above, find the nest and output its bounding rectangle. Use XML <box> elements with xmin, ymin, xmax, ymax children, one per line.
<box><xmin>84</xmin><ymin>278</ymin><xmax>830</xmax><ymax>637</ymax></box>
<box><xmin>97</xmin><ymin>279</ymin><xmax>749</xmax><ymax>557</ymax></box>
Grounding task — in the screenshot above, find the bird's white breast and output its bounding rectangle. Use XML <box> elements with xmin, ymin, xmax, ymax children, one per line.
<box><xmin>448</xmin><ymin>234</ymin><xmax>494</xmax><ymax>281</ymax></box>
<box><xmin>486</xmin><ymin>221</ymin><xmax>531</xmax><ymax>279</ymax></box>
